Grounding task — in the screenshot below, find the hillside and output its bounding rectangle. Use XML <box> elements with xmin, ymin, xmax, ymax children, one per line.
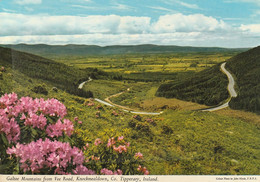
<box><xmin>0</xmin><ymin>46</ymin><xmax>94</xmax><ymax>97</ymax></box>
<box><xmin>1</xmin><ymin>44</ymin><xmax>248</xmax><ymax>57</ymax></box>
<box><xmin>156</xmin><ymin>63</ymin><xmax>229</xmax><ymax>106</ymax></box>
<box><xmin>226</xmin><ymin>46</ymin><xmax>260</xmax><ymax>114</ymax></box>
<box><xmin>156</xmin><ymin>46</ymin><xmax>260</xmax><ymax>114</ymax></box>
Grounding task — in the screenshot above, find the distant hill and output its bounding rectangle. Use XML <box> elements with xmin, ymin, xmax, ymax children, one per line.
<box><xmin>0</xmin><ymin>46</ymin><xmax>94</xmax><ymax>97</ymax></box>
<box><xmin>156</xmin><ymin>46</ymin><xmax>260</xmax><ymax>114</ymax></box>
<box><xmin>1</xmin><ymin>44</ymin><xmax>248</xmax><ymax>57</ymax></box>
<box><xmin>226</xmin><ymin>46</ymin><xmax>260</xmax><ymax>113</ymax></box>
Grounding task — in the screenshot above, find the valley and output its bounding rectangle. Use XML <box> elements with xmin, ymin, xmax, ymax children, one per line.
<box><xmin>0</xmin><ymin>45</ymin><xmax>259</xmax><ymax>175</ymax></box>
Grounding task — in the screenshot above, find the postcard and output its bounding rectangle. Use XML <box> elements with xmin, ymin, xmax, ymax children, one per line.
<box><xmin>0</xmin><ymin>1</ymin><xmax>259</xmax><ymax>182</ymax></box>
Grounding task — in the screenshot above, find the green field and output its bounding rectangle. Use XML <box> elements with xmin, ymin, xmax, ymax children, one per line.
<box><xmin>52</xmin><ymin>52</ymin><xmax>237</xmax><ymax>111</ymax></box>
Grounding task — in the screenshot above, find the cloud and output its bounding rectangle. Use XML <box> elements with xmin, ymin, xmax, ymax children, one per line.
<box><xmin>224</xmin><ymin>0</ymin><xmax>260</xmax><ymax>6</ymax></box>
<box><xmin>110</xmin><ymin>1</ymin><xmax>135</xmax><ymax>11</ymax></box>
<box><xmin>0</xmin><ymin>12</ymin><xmax>259</xmax><ymax>47</ymax></box>
<box><xmin>0</xmin><ymin>13</ymin><xmax>229</xmax><ymax>36</ymax></box>
<box><xmin>240</xmin><ymin>24</ymin><xmax>260</xmax><ymax>33</ymax></box>
<box><xmin>1</xmin><ymin>31</ymin><xmax>259</xmax><ymax>48</ymax></box>
<box><xmin>72</xmin><ymin>2</ymin><xmax>134</xmax><ymax>11</ymax></box>
<box><xmin>0</xmin><ymin>13</ymin><xmax>150</xmax><ymax>36</ymax></box>
<box><xmin>147</xmin><ymin>6</ymin><xmax>176</xmax><ymax>13</ymax></box>
<box><xmin>152</xmin><ymin>14</ymin><xmax>229</xmax><ymax>33</ymax></box>
<box><xmin>175</xmin><ymin>1</ymin><xmax>200</xmax><ymax>9</ymax></box>
<box><xmin>162</xmin><ymin>0</ymin><xmax>200</xmax><ymax>9</ymax></box>
<box><xmin>2</xmin><ymin>8</ymin><xmax>16</xmax><ymax>13</ymax></box>
<box><xmin>72</xmin><ymin>5</ymin><xmax>97</xmax><ymax>10</ymax></box>
<box><xmin>14</xmin><ymin>0</ymin><xmax>42</xmax><ymax>5</ymax></box>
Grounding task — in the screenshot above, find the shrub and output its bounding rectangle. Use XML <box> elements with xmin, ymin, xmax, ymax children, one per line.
<box><xmin>0</xmin><ymin>93</ymin><xmax>148</xmax><ymax>175</ymax></box>
<box><xmin>83</xmin><ymin>136</ymin><xmax>149</xmax><ymax>175</ymax></box>
<box><xmin>161</xmin><ymin>125</ymin><xmax>173</xmax><ymax>135</ymax></box>
<box><xmin>133</xmin><ymin>115</ymin><xmax>142</xmax><ymax>121</ymax></box>
<box><xmin>31</xmin><ymin>84</ymin><xmax>48</xmax><ymax>95</ymax></box>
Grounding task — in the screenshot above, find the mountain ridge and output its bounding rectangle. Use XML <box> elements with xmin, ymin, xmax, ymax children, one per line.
<box><xmin>1</xmin><ymin>44</ymin><xmax>249</xmax><ymax>57</ymax></box>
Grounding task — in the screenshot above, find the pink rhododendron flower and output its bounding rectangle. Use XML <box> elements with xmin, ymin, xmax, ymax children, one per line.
<box><xmin>100</xmin><ymin>168</ymin><xmax>114</xmax><ymax>175</ymax></box>
<box><xmin>113</xmin><ymin>145</ymin><xmax>127</xmax><ymax>153</ymax></box>
<box><xmin>118</xmin><ymin>136</ymin><xmax>124</xmax><ymax>141</ymax></box>
<box><xmin>125</xmin><ymin>142</ymin><xmax>130</xmax><ymax>147</ymax></box>
<box><xmin>0</xmin><ymin>93</ymin><xmax>18</xmax><ymax>106</ymax></box>
<box><xmin>134</xmin><ymin>152</ymin><xmax>143</xmax><ymax>159</ymax></box>
<box><xmin>0</xmin><ymin>93</ymin><xmax>72</xmax><ymax>143</ymax></box>
<box><xmin>100</xmin><ymin>168</ymin><xmax>123</xmax><ymax>175</ymax></box>
<box><xmin>91</xmin><ymin>155</ymin><xmax>100</xmax><ymax>161</ymax></box>
<box><xmin>0</xmin><ymin>115</ymin><xmax>20</xmax><ymax>143</ymax></box>
<box><xmin>115</xmin><ymin>169</ymin><xmax>123</xmax><ymax>175</ymax></box>
<box><xmin>107</xmin><ymin>137</ymin><xmax>116</xmax><ymax>148</ymax></box>
<box><xmin>137</xmin><ymin>165</ymin><xmax>149</xmax><ymax>175</ymax></box>
<box><xmin>94</xmin><ymin>138</ymin><xmax>102</xmax><ymax>146</ymax></box>
<box><xmin>73</xmin><ymin>165</ymin><xmax>95</xmax><ymax>175</ymax></box>
<box><xmin>46</xmin><ymin>119</ymin><xmax>74</xmax><ymax>138</ymax></box>
<box><xmin>7</xmin><ymin>138</ymin><xmax>86</xmax><ymax>174</ymax></box>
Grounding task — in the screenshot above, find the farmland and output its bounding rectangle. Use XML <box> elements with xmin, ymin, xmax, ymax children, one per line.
<box><xmin>50</xmin><ymin>52</ymin><xmax>237</xmax><ymax>111</ymax></box>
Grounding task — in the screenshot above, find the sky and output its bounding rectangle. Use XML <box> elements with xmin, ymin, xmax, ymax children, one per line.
<box><xmin>0</xmin><ymin>0</ymin><xmax>260</xmax><ymax>47</ymax></box>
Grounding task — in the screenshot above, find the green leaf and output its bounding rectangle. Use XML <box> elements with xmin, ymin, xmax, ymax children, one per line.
<box><xmin>0</xmin><ymin>133</ymin><xmax>9</xmax><ymax>146</ymax></box>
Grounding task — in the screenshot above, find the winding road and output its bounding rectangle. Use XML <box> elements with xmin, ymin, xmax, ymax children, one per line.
<box><xmin>79</xmin><ymin>62</ymin><xmax>237</xmax><ymax>114</ymax></box>
<box><xmin>78</xmin><ymin>77</ymin><xmax>93</xmax><ymax>89</ymax></box>
<box><xmin>202</xmin><ymin>62</ymin><xmax>237</xmax><ymax>112</ymax></box>
<box><xmin>79</xmin><ymin>79</ymin><xmax>163</xmax><ymax>115</ymax></box>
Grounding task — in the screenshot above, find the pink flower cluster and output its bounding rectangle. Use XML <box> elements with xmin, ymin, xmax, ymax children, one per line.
<box><xmin>73</xmin><ymin>165</ymin><xmax>95</xmax><ymax>175</ymax></box>
<box><xmin>46</xmin><ymin>119</ymin><xmax>74</xmax><ymax>138</ymax></box>
<box><xmin>94</xmin><ymin>138</ymin><xmax>102</xmax><ymax>146</ymax></box>
<box><xmin>0</xmin><ymin>93</ymin><xmax>73</xmax><ymax>143</ymax></box>
<box><xmin>134</xmin><ymin>152</ymin><xmax>143</xmax><ymax>159</ymax></box>
<box><xmin>87</xmin><ymin>102</ymin><xmax>95</xmax><ymax>107</ymax></box>
<box><xmin>0</xmin><ymin>116</ymin><xmax>20</xmax><ymax>143</ymax></box>
<box><xmin>113</xmin><ymin>145</ymin><xmax>127</xmax><ymax>153</ymax></box>
<box><xmin>7</xmin><ymin>138</ymin><xmax>95</xmax><ymax>175</ymax></box>
<box><xmin>107</xmin><ymin>137</ymin><xmax>116</xmax><ymax>147</ymax></box>
<box><xmin>100</xmin><ymin>168</ymin><xmax>123</xmax><ymax>175</ymax></box>
<box><xmin>137</xmin><ymin>165</ymin><xmax>149</xmax><ymax>175</ymax></box>
<box><xmin>105</xmin><ymin>136</ymin><xmax>132</xmax><ymax>154</ymax></box>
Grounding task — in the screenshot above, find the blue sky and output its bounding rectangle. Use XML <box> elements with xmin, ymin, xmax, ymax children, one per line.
<box><xmin>0</xmin><ymin>0</ymin><xmax>259</xmax><ymax>47</ymax></box>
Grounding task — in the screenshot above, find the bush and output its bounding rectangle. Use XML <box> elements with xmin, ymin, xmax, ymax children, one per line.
<box><xmin>83</xmin><ymin>136</ymin><xmax>149</xmax><ymax>175</ymax></box>
<box><xmin>0</xmin><ymin>93</ymin><xmax>148</xmax><ymax>175</ymax></box>
<box><xmin>31</xmin><ymin>84</ymin><xmax>48</xmax><ymax>95</ymax></box>
<box><xmin>161</xmin><ymin>125</ymin><xmax>173</xmax><ymax>135</ymax></box>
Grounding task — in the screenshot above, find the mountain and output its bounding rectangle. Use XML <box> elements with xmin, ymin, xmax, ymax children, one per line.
<box><xmin>0</xmin><ymin>46</ymin><xmax>94</xmax><ymax>97</ymax></box>
<box><xmin>1</xmin><ymin>44</ymin><xmax>248</xmax><ymax>57</ymax></box>
<box><xmin>226</xmin><ymin>46</ymin><xmax>260</xmax><ymax>113</ymax></box>
<box><xmin>156</xmin><ymin>46</ymin><xmax>260</xmax><ymax>114</ymax></box>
